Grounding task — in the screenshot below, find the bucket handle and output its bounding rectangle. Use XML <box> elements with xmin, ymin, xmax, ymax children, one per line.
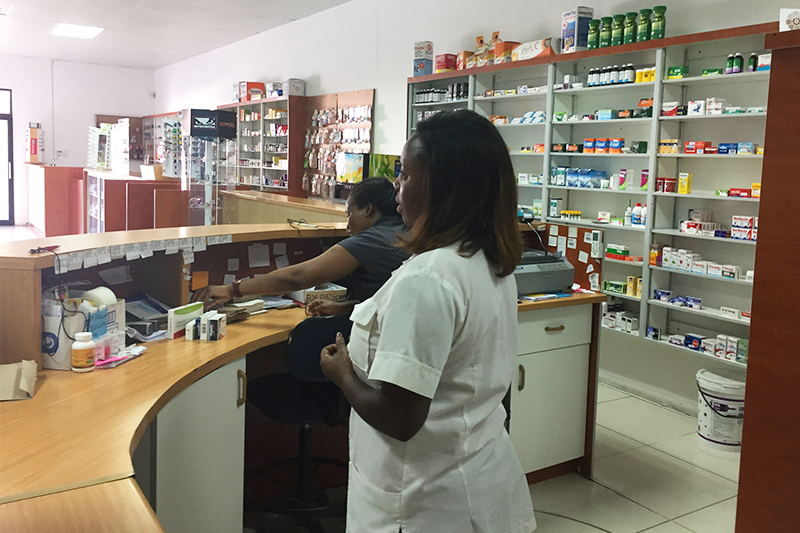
<box><xmin>698</xmin><ymin>385</ymin><xmax>743</xmax><ymax>419</ymax></box>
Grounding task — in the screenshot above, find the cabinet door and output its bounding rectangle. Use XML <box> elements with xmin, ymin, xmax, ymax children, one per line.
<box><xmin>155</xmin><ymin>357</ymin><xmax>247</xmax><ymax>533</ymax></box>
<box><xmin>509</xmin><ymin>344</ymin><xmax>590</xmax><ymax>473</ymax></box>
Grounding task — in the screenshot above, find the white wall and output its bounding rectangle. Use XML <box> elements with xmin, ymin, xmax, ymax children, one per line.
<box><xmin>0</xmin><ymin>55</ymin><xmax>155</xmax><ymax>225</ymax></box>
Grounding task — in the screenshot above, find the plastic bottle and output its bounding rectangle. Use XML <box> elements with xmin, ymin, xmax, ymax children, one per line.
<box><xmin>651</xmin><ymin>6</ymin><xmax>667</xmax><ymax>40</ymax></box>
<box><xmin>624</xmin><ymin>201</ymin><xmax>633</xmax><ymax>226</ymax></box>
<box><xmin>612</xmin><ymin>14</ymin><xmax>625</xmax><ymax>46</ymax></box>
<box><xmin>611</xmin><ymin>65</ymin><xmax>620</xmax><ymax>84</ymax></box>
<box><xmin>587</xmin><ymin>19</ymin><xmax>601</xmax><ymax>50</ymax></box>
<box><xmin>635</xmin><ymin>68</ymin><xmax>644</xmax><ymax>83</ymax></box>
<box><xmin>72</xmin><ymin>332</ymin><xmax>96</xmax><ymax>373</ymax></box>
<box><xmin>748</xmin><ymin>52</ymin><xmax>758</xmax><ymax>72</ymax></box>
<box><xmin>624</xmin><ymin>12</ymin><xmax>638</xmax><ymax>44</ymax></box>
<box><xmin>641</xmin><ymin>204</ymin><xmax>648</xmax><ymax>226</ymax></box>
<box><xmin>588</xmin><ymin>68</ymin><xmax>596</xmax><ymax>86</ymax></box>
<box><xmin>637</xmin><ymin>9</ymin><xmax>652</xmax><ymax>42</ymax></box>
<box><xmin>627</xmin><ymin>64</ymin><xmax>637</xmax><ymax>83</ymax></box>
<box><xmin>733</xmin><ymin>52</ymin><xmax>744</xmax><ymax>74</ymax></box>
<box><xmin>725</xmin><ymin>54</ymin><xmax>735</xmax><ymax>74</ymax></box>
<box><xmin>632</xmin><ymin>202</ymin><xmax>643</xmax><ymax>226</ymax></box>
<box><xmin>600</xmin><ymin>17</ymin><xmax>613</xmax><ymax>48</ymax></box>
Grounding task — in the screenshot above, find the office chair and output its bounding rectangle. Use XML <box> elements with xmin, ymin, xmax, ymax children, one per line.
<box><xmin>246</xmin><ymin>314</ymin><xmax>353</xmax><ymax>532</ymax></box>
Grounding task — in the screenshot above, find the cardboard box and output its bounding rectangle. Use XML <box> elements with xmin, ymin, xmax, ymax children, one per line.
<box><xmin>286</xmin><ymin>283</ymin><xmax>347</xmax><ymax>305</ymax></box>
<box><xmin>716</xmin><ymin>335</ymin><xmax>728</xmax><ymax>357</ymax></box>
<box><xmin>511</xmin><ymin>38</ymin><xmax>559</xmax><ymax>61</ymax></box>
<box><xmin>282</xmin><ymin>78</ymin><xmax>305</xmax><ymax>96</ymax></box>
<box><xmin>707</xmin><ymin>263</ymin><xmax>723</xmax><ymax>277</ymax></box>
<box><xmin>687</xmin><ymin>100</ymin><xmax>706</xmax><ymax>115</ymax></box>
<box><xmin>661</xmin><ymin>102</ymin><xmax>679</xmax><ymax>116</ymax></box>
<box><xmin>678</xmin><ymin>173</ymin><xmax>692</xmax><ymax>194</ymax></box>
<box><xmin>561</xmin><ymin>7</ymin><xmax>594</xmax><ymax>53</ymax></box>
<box><xmin>736</xmin><ymin>339</ymin><xmax>749</xmax><ymax>363</ymax></box>
<box><xmin>757</xmin><ymin>52</ymin><xmax>771</xmax><ymax>71</ymax></box>
<box><xmin>494</xmin><ymin>42</ymin><xmax>520</xmax><ymax>64</ymax></box>
<box><xmin>701</xmin><ymin>338</ymin><xmax>716</xmax><ymax>354</ymax></box>
<box><xmin>726</xmin><ymin>336</ymin><xmax>740</xmax><ymax>361</ymax></box>
<box><xmin>731</xmin><ymin>227</ymin><xmax>752</xmax><ymax>240</ymax></box>
<box><xmin>239</xmin><ymin>82</ymin><xmax>266</xmax><ymax>102</ymax></box>
<box><xmin>414</xmin><ymin>41</ymin><xmax>434</xmax><ymax>60</ymax></box>
<box><xmin>722</xmin><ymin>265</ymin><xmax>741</xmax><ymax>279</ymax></box>
<box><xmin>413</xmin><ymin>59</ymin><xmax>433</xmax><ymax>76</ymax></box>
<box><xmin>456</xmin><ymin>51</ymin><xmax>474</xmax><ymax>70</ymax></box>
<box><xmin>435</xmin><ymin>54</ymin><xmax>457</xmax><ymax>73</ymax></box>
<box><xmin>168</xmin><ymin>302</ymin><xmax>204</xmax><ymax>340</ymax></box>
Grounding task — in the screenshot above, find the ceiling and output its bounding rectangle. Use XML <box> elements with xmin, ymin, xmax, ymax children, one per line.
<box><xmin>0</xmin><ymin>0</ymin><xmax>352</xmax><ymax>70</ymax></box>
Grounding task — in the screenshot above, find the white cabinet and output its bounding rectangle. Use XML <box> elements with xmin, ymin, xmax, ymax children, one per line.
<box><xmin>152</xmin><ymin>356</ymin><xmax>247</xmax><ymax>533</ymax></box>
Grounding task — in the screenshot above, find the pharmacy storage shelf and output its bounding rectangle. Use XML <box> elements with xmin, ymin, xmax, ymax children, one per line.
<box><xmin>509</xmin><ymin>151</ymin><xmax>546</xmax><ymax>156</ymax></box>
<box><xmin>662</xmin><ymin>71</ymin><xmax>769</xmax><ymax>86</ymax></box>
<box><xmin>659</xmin><ymin>113</ymin><xmax>767</xmax><ymax>122</ymax></box>
<box><xmin>602</xmin><ymin>325</ymin><xmax>641</xmax><ymax>338</ymax></box>
<box><xmin>495</xmin><ymin>123</ymin><xmax>547</xmax><ymax>128</ymax></box>
<box><xmin>549</xmin><ymin>187</ymin><xmax>647</xmax><ymax>195</ymax></box>
<box><xmin>550</xmin><ymin>153</ymin><xmax>651</xmax><ymax>158</ymax></box>
<box><xmin>412</xmin><ymin>99</ymin><xmax>469</xmax><ymax>108</ymax></box>
<box><xmin>648</xmin><ymin>299</ymin><xmax>751</xmax><ymax>326</ymax></box>
<box><xmin>474</xmin><ymin>92</ymin><xmax>548</xmax><ymax>103</ymax></box>
<box><xmin>651</xmin><ymin>229</ymin><xmax>757</xmax><ymax>245</ymax></box>
<box><xmin>649</xmin><ymin>265</ymin><xmax>754</xmax><ymax>286</ymax></box>
<box><xmin>554</xmin><ymin>82</ymin><xmax>656</xmax><ymax>95</ymax></box>
<box><xmin>518</xmin><ymin>184</ymin><xmax>543</xmax><ymax>189</ymax></box>
<box><xmin>545</xmin><ymin>218</ymin><xmax>646</xmax><ymax>232</ymax></box>
<box><xmin>552</xmin><ymin>118</ymin><xmax>653</xmax><ymax>126</ymax></box>
<box><xmin>653</xmin><ymin>192</ymin><xmax>760</xmax><ymax>203</ymax></box>
<box><xmin>605</xmin><ymin>257</ymin><xmax>644</xmax><ymax>266</ymax></box>
<box><xmin>643</xmin><ymin>337</ymin><xmax>747</xmax><ymax>369</ymax></box>
<box><xmin>602</xmin><ymin>290</ymin><xmax>641</xmax><ymax>302</ymax></box>
<box><xmin>657</xmin><ymin>153</ymin><xmax>763</xmax><ymax>159</ymax></box>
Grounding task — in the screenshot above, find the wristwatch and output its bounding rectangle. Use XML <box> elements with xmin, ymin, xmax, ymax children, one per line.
<box><xmin>231</xmin><ymin>279</ymin><xmax>244</xmax><ymax>298</ymax></box>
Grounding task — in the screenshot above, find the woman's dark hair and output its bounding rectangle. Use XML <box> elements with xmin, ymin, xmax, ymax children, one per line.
<box><xmin>347</xmin><ymin>176</ymin><xmax>402</xmax><ymax>219</ymax></box>
<box><xmin>401</xmin><ymin>109</ymin><xmax>523</xmax><ymax>277</ymax></box>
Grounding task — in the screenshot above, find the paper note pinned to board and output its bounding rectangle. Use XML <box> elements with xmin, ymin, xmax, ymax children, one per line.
<box><xmin>152</xmin><ymin>240</ymin><xmax>166</xmax><ymax>252</ymax></box>
<box><xmin>275</xmin><ymin>255</ymin><xmax>290</xmax><ymax>269</ymax></box>
<box><xmin>97</xmin><ymin>247</ymin><xmax>112</xmax><ymax>265</ymax></box>
<box><xmin>568</xmin><ymin>226</ymin><xmax>578</xmax><ymax>239</ymax></box>
<box><xmin>567</xmin><ymin>238</ymin><xmax>577</xmax><ymax>249</ymax></box>
<box><xmin>222</xmin><ymin>235</ymin><xmax>233</xmax><ymax>244</ymax></box>
<box><xmin>193</xmin><ymin>237</ymin><xmax>207</xmax><ymax>252</ymax></box>
<box><xmin>549</xmin><ymin>225</ymin><xmax>559</xmax><ymax>236</ymax></box>
<box><xmin>99</xmin><ymin>265</ymin><xmax>134</xmax><ymax>286</ymax></box>
<box><xmin>227</xmin><ymin>258</ymin><xmax>240</xmax><ymax>272</ymax></box>
<box><xmin>584</xmin><ymin>232</ymin><xmax>594</xmax><ymax>244</ymax></box>
<box><xmin>548</xmin><ymin>235</ymin><xmax>557</xmax><ymax>247</ymax></box>
<box><xmin>68</xmin><ymin>252</ymin><xmax>84</xmax><ymax>271</ymax></box>
<box><xmin>223</xmin><ymin>274</ymin><xmax>236</xmax><ymax>285</ymax></box>
<box><xmin>273</xmin><ymin>242</ymin><xmax>287</xmax><ymax>256</ymax></box>
<box><xmin>165</xmin><ymin>239</ymin><xmax>180</xmax><ymax>255</ymax></box>
<box><xmin>578</xmin><ymin>250</ymin><xmax>589</xmax><ymax>264</ymax></box>
<box><xmin>179</xmin><ymin>238</ymin><xmax>193</xmax><ymax>250</ymax></box>
<box><xmin>586</xmin><ymin>264</ymin><xmax>595</xmax><ymax>273</ymax></box>
<box><xmin>248</xmin><ymin>243</ymin><xmax>270</xmax><ymax>268</ymax></box>
<box><xmin>557</xmin><ymin>236</ymin><xmax>567</xmax><ymax>255</ymax></box>
<box><xmin>589</xmin><ymin>273</ymin><xmax>600</xmax><ymax>291</ymax></box>
<box><xmin>83</xmin><ymin>249</ymin><xmax>98</xmax><ymax>268</ymax></box>
<box><xmin>207</xmin><ymin>236</ymin><xmax>221</xmax><ymax>246</ymax></box>
<box><xmin>182</xmin><ymin>250</ymin><xmax>195</xmax><ymax>265</ymax></box>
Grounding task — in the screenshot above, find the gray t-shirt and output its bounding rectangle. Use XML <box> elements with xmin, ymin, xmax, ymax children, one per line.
<box><xmin>338</xmin><ymin>216</ymin><xmax>410</xmax><ymax>302</ymax></box>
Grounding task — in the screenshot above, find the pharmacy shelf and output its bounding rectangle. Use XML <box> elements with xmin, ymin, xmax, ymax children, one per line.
<box><xmin>263</xmin><ymin>117</ymin><xmax>287</xmax><ymax>121</ymax></box>
<box><xmin>474</xmin><ymin>92</ymin><xmax>548</xmax><ymax>103</ymax></box>
<box><xmin>555</xmin><ymin>82</ymin><xmax>655</xmax><ymax>95</ymax></box>
<box><xmin>651</xmin><ymin>229</ymin><xmax>757</xmax><ymax>245</ymax></box>
<box><xmin>495</xmin><ymin>122</ymin><xmax>547</xmax><ymax>128</ymax></box>
<box><xmin>263</xmin><ymin>135</ymin><xmax>288</xmax><ymax>138</ymax></box>
<box><xmin>518</xmin><ymin>184</ymin><xmax>543</xmax><ymax>188</ymax></box>
<box><xmin>662</xmin><ymin>71</ymin><xmax>769</xmax><ymax>86</ymax></box>
<box><xmin>649</xmin><ymin>265</ymin><xmax>754</xmax><ymax>286</ymax></box>
<box><xmin>263</xmin><ymin>166</ymin><xmax>289</xmax><ymax>172</ymax></box>
<box><xmin>604</xmin><ymin>256</ymin><xmax>644</xmax><ymax>266</ymax></box>
<box><xmin>551</xmin><ymin>153</ymin><xmax>650</xmax><ymax>158</ymax></box>
<box><xmin>549</xmin><ymin>186</ymin><xmax>647</xmax><ymax>195</ymax></box>
<box><xmin>659</xmin><ymin>113</ymin><xmax>766</xmax><ymax>122</ymax></box>
<box><xmin>647</xmin><ymin>299</ymin><xmax>751</xmax><ymax>326</ymax></box>
<box><xmin>657</xmin><ymin>153</ymin><xmax>763</xmax><ymax>159</ymax></box>
<box><xmin>552</xmin><ymin>118</ymin><xmax>653</xmax><ymax>126</ymax></box>
<box><xmin>412</xmin><ymin>99</ymin><xmax>469</xmax><ymax>108</ymax></box>
<box><xmin>602</xmin><ymin>290</ymin><xmax>641</xmax><ymax>302</ymax></box>
<box><xmin>546</xmin><ymin>217</ymin><xmax>646</xmax><ymax>232</ymax></box>
<box><xmin>602</xmin><ymin>325</ymin><xmax>641</xmax><ymax>338</ymax></box>
<box><xmin>654</xmin><ymin>192</ymin><xmax>760</xmax><ymax>203</ymax></box>
<box><xmin>508</xmin><ymin>151</ymin><xmax>545</xmax><ymax>156</ymax></box>
<box><xmin>643</xmin><ymin>337</ymin><xmax>747</xmax><ymax>369</ymax></box>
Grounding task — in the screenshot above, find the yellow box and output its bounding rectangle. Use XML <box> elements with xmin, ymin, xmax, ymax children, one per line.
<box><xmin>751</xmin><ymin>183</ymin><xmax>761</xmax><ymax>198</ymax></box>
<box><xmin>756</xmin><ymin>146</ymin><xmax>764</xmax><ymax>155</ymax></box>
<box><xmin>636</xmin><ymin>278</ymin><xmax>642</xmax><ymax>298</ymax></box>
<box><xmin>678</xmin><ymin>172</ymin><xmax>692</xmax><ymax>194</ymax></box>
<box><xmin>627</xmin><ymin>276</ymin><xmax>636</xmax><ymax>296</ymax></box>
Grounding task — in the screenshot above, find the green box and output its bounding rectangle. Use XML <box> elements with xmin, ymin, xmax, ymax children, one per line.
<box><xmin>736</xmin><ymin>339</ymin><xmax>749</xmax><ymax>363</ymax></box>
<box><xmin>702</xmin><ymin>68</ymin><xmax>723</xmax><ymax>76</ymax></box>
<box><xmin>603</xmin><ymin>280</ymin><xmax>627</xmax><ymax>294</ymax></box>
<box><xmin>667</xmin><ymin>66</ymin><xmax>688</xmax><ymax>79</ymax></box>
<box><xmin>606</xmin><ymin>245</ymin><xmax>630</xmax><ymax>255</ymax></box>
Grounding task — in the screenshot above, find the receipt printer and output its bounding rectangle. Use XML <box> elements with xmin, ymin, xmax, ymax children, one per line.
<box><xmin>514</xmin><ymin>250</ymin><xmax>575</xmax><ymax>296</ymax></box>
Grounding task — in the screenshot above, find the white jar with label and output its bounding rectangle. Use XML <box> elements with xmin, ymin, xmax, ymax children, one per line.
<box><xmin>71</xmin><ymin>332</ymin><xmax>96</xmax><ymax>373</ymax></box>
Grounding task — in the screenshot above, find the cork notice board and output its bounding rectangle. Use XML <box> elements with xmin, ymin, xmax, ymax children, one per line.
<box><xmin>545</xmin><ymin>223</ymin><xmax>604</xmax><ymax>291</ymax></box>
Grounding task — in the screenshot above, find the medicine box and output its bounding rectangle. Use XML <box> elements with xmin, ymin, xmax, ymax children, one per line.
<box><xmin>494</xmin><ymin>42</ymin><xmax>520</xmax><ymax>65</ymax></box>
<box><xmin>208</xmin><ymin>313</ymin><xmax>227</xmax><ymax>341</ymax></box>
<box><xmin>687</xmin><ymin>101</ymin><xmax>705</xmax><ymax>115</ymax></box>
<box><xmin>646</xmin><ymin>326</ymin><xmax>661</xmax><ymax>340</ymax></box>
<box><xmin>456</xmin><ymin>51</ymin><xmax>474</xmax><ymax>70</ymax></box>
<box><xmin>757</xmin><ymin>53</ymin><xmax>771</xmax><ymax>71</ymax></box>
<box><xmin>511</xmin><ymin>38</ymin><xmax>560</xmax><ymax>62</ymax></box>
<box><xmin>731</xmin><ymin>227</ymin><xmax>752</xmax><ymax>240</ymax></box>
<box><xmin>595</xmin><ymin>139</ymin><xmax>609</xmax><ymax>153</ymax></box>
<box><xmin>686</xmin><ymin>297</ymin><xmax>702</xmax><ymax>310</ymax></box>
<box><xmin>669</xmin><ymin>334</ymin><xmax>685</xmax><ymax>346</ymax></box>
<box><xmin>562</xmin><ymin>7</ymin><xmax>594</xmax><ymax>53</ymax></box>
<box><xmin>413</xmin><ymin>59</ymin><xmax>433</xmax><ymax>76</ymax></box>
<box><xmin>654</xmin><ymin>289</ymin><xmax>672</xmax><ymax>302</ymax></box>
<box><xmin>737</xmin><ymin>142</ymin><xmax>756</xmax><ymax>155</ymax></box>
<box><xmin>732</xmin><ymin>216</ymin><xmax>753</xmax><ymax>228</ymax></box>
<box><xmin>627</xmin><ymin>276</ymin><xmax>636</xmax><ymax>297</ymax></box>
<box><xmin>716</xmin><ymin>335</ymin><xmax>728</xmax><ymax>357</ymax></box>
<box><xmin>517</xmin><ymin>173</ymin><xmax>529</xmax><ymax>185</ymax></box>
<box><xmin>661</xmin><ymin>102</ymin><xmax>679</xmax><ymax>116</ymax></box>
<box><xmin>282</xmin><ymin>78</ymin><xmax>305</xmax><ymax>96</ymax></box>
<box><xmin>692</xmin><ymin>260</ymin><xmax>708</xmax><ymax>274</ymax></box>
<box><xmin>751</xmin><ymin>183</ymin><xmax>761</xmax><ymax>198</ymax></box>
<box><xmin>707</xmin><ymin>263</ymin><xmax>723</xmax><ymax>277</ymax></box>
<box><xmin>667</xmin><ymin>66</ymin><xmax>688</xmax><ymax>79</ymax></box>
<box><xmin>685</xmin><ymin>333</ymin><xmax>705</xmax><ymax>351</ymax></box>
<box><xmin>678</xmin><ymin>173</ymin><xmax>692</xmax><ymax>194</ymax></box>
<box><xmin>583</xmin><ymin>139</ymin><xmax>595</xmax><ymax>153</ymax></box>
<box><xmin>636</xmin><ymin>278</ymin><xmax>642</xmax><ymax>298</ymax></box>
<box><xmin>435</xmin><ymin>54</ymin><xmax>456</xmax><ymax>73</ymax></box>
<box><xmin>287</xmin><ymin>283</ymin><xmax>348</xmax><ymax>305</ymax></box>
<box><xmin>721</xmin><ymin>306</ymin><xmax>742</xmax><ymax>320</ymax></box>
<box><xmin>722</xmin><ymin>265</ymin><xmax>740</xmax><ymax>279</ymax></box>
<box><xmin>414</xmin><ymin>41</ymin><xmax>434</xmax><ymax>60</ymax></box>
<box><xmin>701</xmin><ymin>338</ymin><xmax>716</xmax><ymax>354</ymax></box>
<box><xmin>736</xmin><ymin>339</ymin><xmax>749</xmax><ymax>363</ymax></box>
<box><xmin>239</xmin><ymin>82</ymin><xmax>266</xmax><ymax>102</ymax></box>
<box><xmin>609</xmin><ymin>138</ymin><xmax>624</xmax><ymax>153</ymax></box>
<box><xmin>726</xmin><ymin>336</ymin><xmax>740</xmax><ymax>361</ymax></box>
<box><xmin>649</xmin><ymin>243</ymin><xmax>665</xmax><ymax>266</ymax></box>
<box><xmin>167</xmin><ymin>301</ymin><xmax>204</xmax><ymax>339</ymax></box>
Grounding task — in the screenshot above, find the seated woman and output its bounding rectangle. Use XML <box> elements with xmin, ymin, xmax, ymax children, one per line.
<box><xmin>192</xmin><ymin>177</ymin><xmax>408</xmax><ymax>315</ymax></box>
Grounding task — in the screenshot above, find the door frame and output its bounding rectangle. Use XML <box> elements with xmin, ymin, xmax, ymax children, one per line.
<box><xmin>0</xmin><ymin>88</ymin><xmax>14</xmax><ymax>226</ymax></box>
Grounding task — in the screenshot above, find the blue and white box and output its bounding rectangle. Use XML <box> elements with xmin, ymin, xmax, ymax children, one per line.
<box><xmin>562</xmin><ymin>7</ymin><xmax>594</xmax><ymax>53</ymax></box>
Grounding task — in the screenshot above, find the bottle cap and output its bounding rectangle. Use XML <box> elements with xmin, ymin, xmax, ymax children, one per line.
<box><xmin>75</xmin><ymin>332</ymin><xmax>93</xmax><ymax>342</ymax></box>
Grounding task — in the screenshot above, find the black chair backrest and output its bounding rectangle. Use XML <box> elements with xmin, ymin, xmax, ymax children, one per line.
<box><xmin>286</xmin><ymin>315</ymin><xmax>354</xmax><ymax>382</ymax></box>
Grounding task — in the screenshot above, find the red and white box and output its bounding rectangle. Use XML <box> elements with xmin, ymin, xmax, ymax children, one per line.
<box><xmin>435</xmin><ymin>54</ymin><xmax>456</xmax><ymax>73</ymax></box>
<box><xmin>731</xmin><ymin>227</ymin><xmax>753</xmax><ymax>240</ymax></box>
<box><xmin>732</xmin><ymin>215</ymin><xmax>754</xmax><ymax>228</ymax></box>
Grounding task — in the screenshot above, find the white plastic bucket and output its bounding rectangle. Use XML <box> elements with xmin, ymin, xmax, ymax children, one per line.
<box><xmin>696</xmin><ymin>368</ymin><xmax>746</xmax><ymax>453</ymax></box>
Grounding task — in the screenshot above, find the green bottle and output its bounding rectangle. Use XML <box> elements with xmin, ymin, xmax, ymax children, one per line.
<box><xmin>624</xmin><ymin>12</ymin><xmax>638</xmax><ymax>44</ymax></box>
<box><xmin>637</xmin><ymin>8</ymin><xmax>652</xmax><ymax>42</ymax></box>
<box><xmin>600</xmin><ymin>17</ymin><xmax>613</xmax><ymax>48</ymax></box>
<box><xmin>587</xmin><ymin>19</ymin><xmax>601</xmax><ymax>49</ymax></box>
<box><xmin>612</xmin><ymin>14</ymin><xmax>625</xmax><ymax>46</ymax></box>
<box><xmin>651</xmin><ymin>6</ymin><xmax>667</xmax><ymax>40</ymax></box>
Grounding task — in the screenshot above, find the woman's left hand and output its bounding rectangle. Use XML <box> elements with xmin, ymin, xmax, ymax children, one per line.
<box><xmin>320</xmin><ymin>332</ymin><xmax>354</xmax><ymax>386</ymax></box>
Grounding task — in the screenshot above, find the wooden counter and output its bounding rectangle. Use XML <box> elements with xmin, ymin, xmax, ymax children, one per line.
<box><xmin>219</xmin><ymin>190</ymin><xmax>346</xmax><ymax>225</ymax></box>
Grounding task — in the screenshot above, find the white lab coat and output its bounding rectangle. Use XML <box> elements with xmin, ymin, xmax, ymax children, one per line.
<box><xmin>345</xmin><ymin>245</ymin><xmax>536</xmax><ymax>533</ymax></box>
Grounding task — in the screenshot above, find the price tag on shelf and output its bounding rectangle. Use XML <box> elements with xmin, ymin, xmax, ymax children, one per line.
<box><xmin>165</xmin><ymin>240</ymin><xmax>180</xmax><ymax>255</ymax></box>
<box><xmin>208</xmin><ymin>236</ymin><xmax>221</xmax><ymax>246</ymax></box>
<box><xmin>83</xmin><ymin>249</ymin><xmax>99</xmax><ymax>268</ymax></box>
<box><xmin>179</xmin><ymin>238</ymin><xmax>193</xmax><ymax>250</ymax></box>
<box><xmin>68</xmin><ymin>252</ymin><xmax>84</xmax><ymax>272</ymax></box>
<box><xmin>140</xmin><ymin>241</ymin><xmax>154</xmax><ymax>258</ymax></box>
<box><xmin>125</xmin><ymin>243</ymin><xmax>141</xmax><ymax>261</ymax></box>
<box><xmin>152</xmin><ymin>240</ymin><xmax>166</xmax><ymax>252</ymax></box>
<box><xmin>97</xmin><ymin>247</ymin><xmax>112</xmax><ymax>265</ymax></box>
<box><xmin>193</xmin><ymin>237</ymin><xmax>207</xmax><ymax>252</ymax></box>
<box><xmin>110</xmin><ymin>245</ymin><xmax>125</xmax><ymax>260</ymax></box>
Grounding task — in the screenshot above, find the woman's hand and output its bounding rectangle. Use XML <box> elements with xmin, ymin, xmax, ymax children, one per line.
<box><xmin>320</xmin><ymin>332</ymin><xmax>354</xmax><ymax>387</ymax></box>
<box><xmin>306</xmin><ymin>300</ymin><xmax>349</xmax><ymax>316</ymax></box>
<box><xmin>191</xmin><ymin>285</ymin><xmax>234</xmax><ymax>311</ymax></box>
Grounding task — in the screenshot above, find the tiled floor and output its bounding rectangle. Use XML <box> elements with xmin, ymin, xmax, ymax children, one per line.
<box><xmin>531</xmin><ymin>383</ymin><xmax>741</xmax><ymax>533</ymax></box>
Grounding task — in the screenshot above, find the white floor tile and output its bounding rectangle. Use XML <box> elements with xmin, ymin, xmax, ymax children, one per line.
<box><xmin>597</xmin><ymin>383</ymin><xmax>629</xmax><ymax>403</ymax></box>
<box><xmin>596</xmin><ymin>397</ymin><xmax>695</xmax><ymax>445</ymax></box>
<box><xmin>651</xmin><ymin>434</ymin><xmax>741</xmax><ymax>483</ymax></box>
<box><xmin>674</xmin><ymin>497</ymin><xmax>737</xmax><ymax>533</ymax></box>
<box><xmin>532</xmin><ymin>510</ymin><xmax>612</xmax><ymax>532</ymax></box>
<box><xmin>593</xmin><ymin>447</ymin><xmax>738</xmax><ymax>519</ymax></box>
<box><xmin>530</xmin><ymin>473</ymin><xmax>664</xmax><ymax>533</ymax></box>
<box><xmin>594</xmin><ymin>425</ymin><xmax>646</xmax><ymax>460</ymax></box>
<box><xmin>640</xmin><ymin>522</ymin><xmax>694</xmax><ymax>533</ymax></box>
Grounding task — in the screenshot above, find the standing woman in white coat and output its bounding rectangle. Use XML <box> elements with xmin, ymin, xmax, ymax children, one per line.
<box><xmin>320</xmin><ymin>109</ymin><xmax>537</xmax><ymax>533</ymax></box>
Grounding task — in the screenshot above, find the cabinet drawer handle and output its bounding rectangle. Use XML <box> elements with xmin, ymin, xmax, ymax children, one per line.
<box><xmin>518</xmin><ymin>364</ymin><xmax>526</xmax><ymax>391</ymax></box>
<box><xmin>545</xmin><ymin>325</ymin><xmax>566</xmax><ymax>333</ymax></box>
<box><xmin>237</xmin><ymin>369</ymin><xmax>247</xmax><ymax>407</ymax></box>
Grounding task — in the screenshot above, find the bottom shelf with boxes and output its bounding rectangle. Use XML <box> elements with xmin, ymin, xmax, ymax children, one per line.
<box><xmin>645</xmin><ymin>325</ymin><xmax>748</xmax><ymax>367</ymax></box>
<box><xmin>602</xmin><ymin>302</ymin><xmax>640</xmax><ymax>337</ymax></box>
